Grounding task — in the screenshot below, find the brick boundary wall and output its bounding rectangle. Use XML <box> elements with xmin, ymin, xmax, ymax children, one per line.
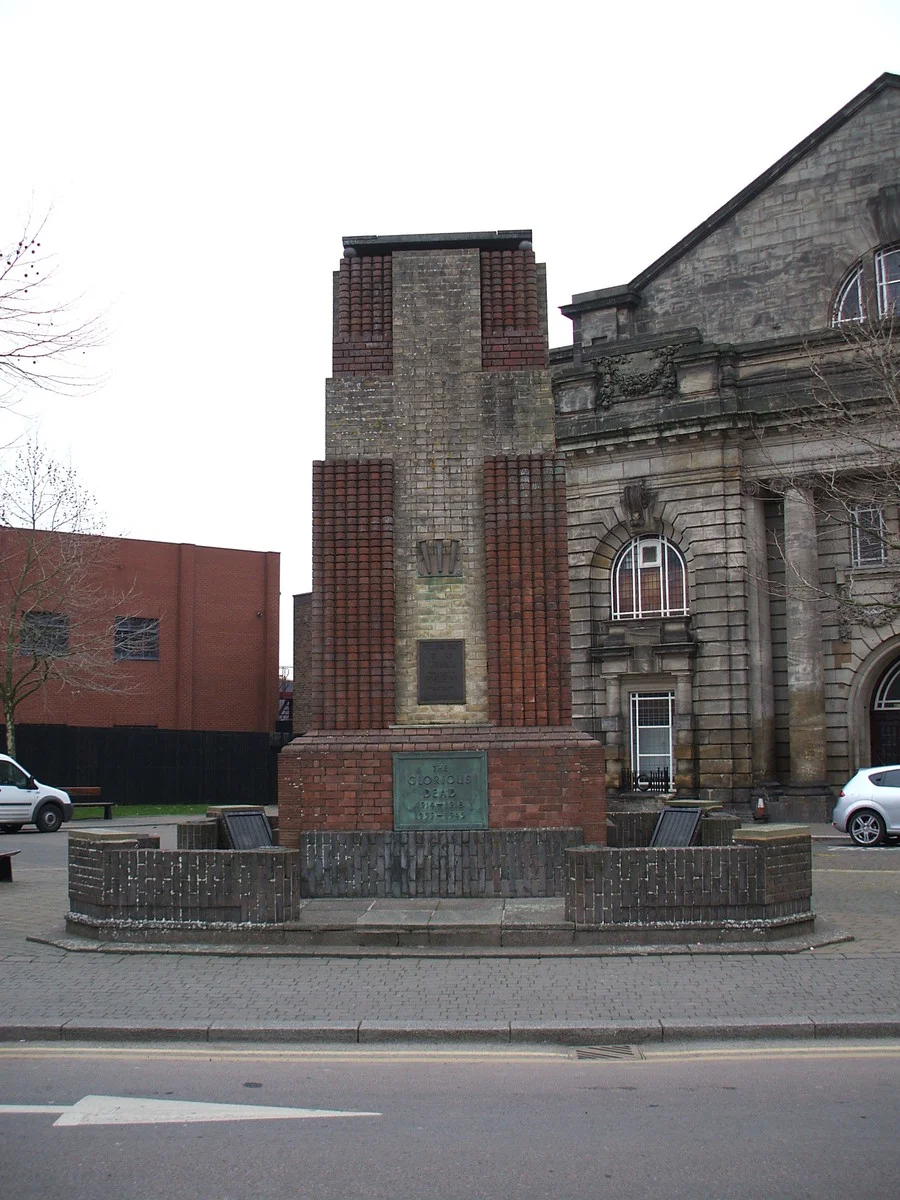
<box><xmin>484</xmin><ymin>455</ymin><xmax>572</xmax><ymax>725</ymax></box>
<box><xmin>565</xmin><ymin>828</ymin><xmax>812</xmax><ymax>933</ymax></box>
<box><xmin>311</xmin><ymin>459</ymin><xmax>395</xmax><ymax>729</ymax></box>
<box><xmin>67</xmin><ymin>830</ymin><xmax>302</xmax><ymax>930</ymax></box>
<box><xmin>299</xmin><ymin>828</ymin><xmax>583</xmax><ymax>898</ymax></box>
<box><xmin>278</xmin><ymin>726</ymin><xmax>605</xmax><ymax>844</ymax></box>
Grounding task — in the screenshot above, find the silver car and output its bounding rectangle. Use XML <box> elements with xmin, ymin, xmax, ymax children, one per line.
<box><xmin>832</xmin><ymin>766</ymin><xmax>900</xmax><ymax>846</ymax></box>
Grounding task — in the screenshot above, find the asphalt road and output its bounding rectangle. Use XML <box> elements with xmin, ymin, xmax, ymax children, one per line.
<box><xmin>1</xmin><ymin>1041</ymin><xmax>898</xmax><ymax>1200</ymax></box>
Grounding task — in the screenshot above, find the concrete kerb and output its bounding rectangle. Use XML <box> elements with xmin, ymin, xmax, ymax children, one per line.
<box><xmin>4</xmin><ymin>1018</ymin><xmax>900</xmax><ymax>1046</ymax></box>
<box><xmin>29</xmin><ymin>925</ymin><xmax>855</xmax><ymax>957</ymax></box>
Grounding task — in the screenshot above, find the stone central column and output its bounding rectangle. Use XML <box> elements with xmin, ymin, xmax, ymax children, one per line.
<box><xmin>743</xmin><ymin>487</ymin><xmax>776</xmax><ymax>782</ymax></box>
<box><xmin>783</xmin><ymin>485</ymin><xmax>827</xmax><ymax>784</ymax></box>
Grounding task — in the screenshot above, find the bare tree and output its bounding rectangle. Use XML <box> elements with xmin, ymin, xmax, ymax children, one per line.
<box><xmin>751</xmin><ymin>316</ymin><xmax>900</xmax><ymax>632</ymax></box>
<box><xmin>0</xmin><ymin>442</ymin><xmax>140</xmax><ymax>759</ymax></box>
<box><xmin>0</xmin><ymin>213</ymin><xmax>104</xmax><ymax>403</ymax></box>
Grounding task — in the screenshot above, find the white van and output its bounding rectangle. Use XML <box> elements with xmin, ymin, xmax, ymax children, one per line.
<box><xmin>0</xmin><ymin>754</ymin><xmax>73</xmax><ymax>833</ymax></box>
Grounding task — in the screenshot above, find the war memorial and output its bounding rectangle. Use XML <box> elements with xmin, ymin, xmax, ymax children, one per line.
<box><xmin>62</xmin><ymin>231</ymin><xmax>814</xmax><ymax>947</ymax></box>
<box><xmin>277</xmin><ymin>230</ymin><xmax>606</xmax><ymax>896</ymax></box>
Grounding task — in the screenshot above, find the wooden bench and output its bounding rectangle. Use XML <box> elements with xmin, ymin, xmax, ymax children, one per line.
<box><xmin>64</xmin><ymin>787</ymin><xmax>115</xmax><ymax>821</ymax></box>
<box><xmin>0</xmin><ymin>848</ymin><xmax>21</xmax><ymax>882</ymax></box>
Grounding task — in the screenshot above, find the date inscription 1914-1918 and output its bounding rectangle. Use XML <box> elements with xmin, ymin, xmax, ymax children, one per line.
<box><xmin>393</xmin><ymin>752</ymin><xmax>488</xmax><ymax>830</ymax></box>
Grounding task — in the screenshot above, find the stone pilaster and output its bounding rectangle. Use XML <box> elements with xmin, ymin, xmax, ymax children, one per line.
<box><xmin>783</xmin><ymin>486</ymin><xmax>827</xmax><ymax>784</ymax></box>
<box><xmin>743</xmin><ymin>488</ymin><xmax>776</xmax><ymax>782</ymax></box>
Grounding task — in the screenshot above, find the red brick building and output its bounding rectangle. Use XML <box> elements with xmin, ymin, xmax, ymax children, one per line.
<box><xmin>1</xmin><ymin>533</ymin><xmax>279</xmax><ymax>733</ymax></box>
<box><xmin>0</xmin><ymin>532</ymin><xmax>280</xmax><ymax>806</ymax></box>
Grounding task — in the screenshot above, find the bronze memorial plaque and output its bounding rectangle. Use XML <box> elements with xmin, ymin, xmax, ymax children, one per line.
<box><xmin>417</xmin><ymin>639</ymin><xmax>465</xmax><ymax>705</ymax></box>
<box><xmin>393</xmin><ymin>752</ymin><xmax>488</xmax><ymax>830</ymax></box>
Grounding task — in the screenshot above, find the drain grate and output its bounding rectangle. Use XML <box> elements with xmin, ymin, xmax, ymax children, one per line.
<box><xmin>575</xmin><ymin>1044</ymin><xmax>644</xmax><ymax>1061</ymax></box>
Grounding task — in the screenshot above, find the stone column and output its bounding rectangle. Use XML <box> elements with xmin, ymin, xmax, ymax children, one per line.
<box><xmin>743</xmin><ymin>489</ymin><xmax>776</xmax><ymax>781</ymax></box>
<box><xmin>674</xmin><ymin>672</ymin><xmax>693</xmax><ymax>790</ymax></box>
<box><xmin>604</xmin><ymin>673</ymin><xmax>621</xmax><ymax>746</ymax></box>
<box><xmin>783</xmin><ymin>486</ymin><xmax>827</xmax><ymax>783</ymax></box>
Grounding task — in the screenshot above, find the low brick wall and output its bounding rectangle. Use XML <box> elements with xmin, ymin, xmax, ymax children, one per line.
<box><xmin>606</xmin><ymin>809</ymin><xmax>742</xmax><ymax>847</ymax></box>
<box><xmin>67</xmin><ymin>829</ymin><xmax>302</xmax><ymax>935</ymax></box>
<box><xmin>299</xmin><ymin>828</ymin><xmax>583</xmax><ymax>898</ymax></box>
<box><xmin>565</xmin><ymin>827</ymin><xmax>812</xmax><ymax>939</ymax></box>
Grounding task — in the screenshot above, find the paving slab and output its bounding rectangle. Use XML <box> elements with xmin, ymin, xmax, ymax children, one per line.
<box><xmin>1</xmin><ymin>819</ymin><xmax>899</xmax><ymax>1048</ymax></box>
<box><xmin>428</xmin><ymin>907</ymin><xmax>502</xmax><ymax>926</ymax></box>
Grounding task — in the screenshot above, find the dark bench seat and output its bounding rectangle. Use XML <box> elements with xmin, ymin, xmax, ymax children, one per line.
<box><xmin>64</xmin><ymin>788</ymin><xmax>115</xmax><ymax>821</ymax></box>
<box><xmin>0</xmin><ymin>848</ymin><xmax>21</xmax><ymax>881</ymax></box>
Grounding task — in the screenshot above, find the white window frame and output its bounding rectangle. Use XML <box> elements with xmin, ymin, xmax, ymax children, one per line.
<box><xmin>630</xmin><ymin>691</ymin><xmax>675</xmax><ymax>781</ymax></box>
<box><xmin>850</xmin><ymin>503</ymin><xmax>886</xmax><ymax>567</ymax></box>
<box><xmin>874</xmin><ymin>660</ymin><xmax>900</xmax><ymax>710</ymax></box>
<box><xmin>875</xmin><ymin>246</ymin><xmax>900</xmax><ymax>318</ymax></box>
<box><xmin>832</xmin><ymin>264</ymin><xmax>865</xmax><ymax>325</ymax></box>
<box><xmin>612</xmin><ymin>535</ymin><xmax>688</xmax><ymax>620</ymax></box>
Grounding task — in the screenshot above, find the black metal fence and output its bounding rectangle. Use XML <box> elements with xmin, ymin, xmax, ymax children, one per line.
<box><xmin>2</xmin><ymin>725</ymin><xmax>278</xmax><ymax>808</ymax></box>
<box><xmin>620</xmin><ymin>766</ymin><xmax>671</xmax><ymax>793</ymax></box>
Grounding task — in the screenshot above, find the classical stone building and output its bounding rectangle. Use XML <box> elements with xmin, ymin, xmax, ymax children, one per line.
<box><xmin>552</xmin><ymin>72</ymin><xmax>900</xmax><ymax>821</ymax></box>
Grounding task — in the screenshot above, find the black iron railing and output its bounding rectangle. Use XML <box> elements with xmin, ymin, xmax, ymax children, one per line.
<box><xmin>620</xmin><ymin>767</ymin><xmax>671</xmax><ymax>793</ymax></box>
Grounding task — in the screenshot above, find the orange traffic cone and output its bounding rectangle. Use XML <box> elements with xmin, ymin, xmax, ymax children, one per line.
<box><xmin>753</xmin><ymin>795</ymin><xmax>769</xmax><ymax>822</ymax></box>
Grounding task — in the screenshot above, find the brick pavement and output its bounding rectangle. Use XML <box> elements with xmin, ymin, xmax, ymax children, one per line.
<box><xmin>1</xmin><ymin>826</ymin><xmax>899</xmax><ymax>1044</ymax></box>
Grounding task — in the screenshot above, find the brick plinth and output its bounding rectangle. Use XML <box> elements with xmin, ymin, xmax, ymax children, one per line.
<box><xmin>278</xmin><ymin>726</ymin><xmax>606</xmax><ymax>846</ymax></box>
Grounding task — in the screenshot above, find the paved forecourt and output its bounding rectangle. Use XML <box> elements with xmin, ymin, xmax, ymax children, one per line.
<box><xmin>1</xmin><ymin>820</ymin><xmax>899</xmax><ymax>1045</ymax></box>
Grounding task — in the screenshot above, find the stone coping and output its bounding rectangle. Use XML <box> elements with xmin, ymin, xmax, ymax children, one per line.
<box><xmin>733</xmin><ymin>825</ymin><xmax>811</xmax><ymax>842</ymax></box>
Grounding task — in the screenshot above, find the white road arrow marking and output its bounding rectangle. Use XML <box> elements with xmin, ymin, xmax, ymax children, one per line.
<box><xmin>0</xmin><ymin>1095</ymin><xmax>381</xmax><ymax>1126</ymax></box>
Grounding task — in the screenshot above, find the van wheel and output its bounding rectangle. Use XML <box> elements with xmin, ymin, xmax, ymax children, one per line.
<box><xmin>35</xmin><ymin>803</ymin><xmax>63</xmax><ymax>833</ymax></box>
<box><xmin>0</xmin><ymin>823</ymin><xmax>23</xmax><ymax>834</ymax></box>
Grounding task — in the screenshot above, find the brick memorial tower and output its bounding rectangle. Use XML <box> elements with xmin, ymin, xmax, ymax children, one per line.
<box><xmin>279</xmin><ymin>230</ymin><xmax>605</xmax><ymax>896</ymax></box>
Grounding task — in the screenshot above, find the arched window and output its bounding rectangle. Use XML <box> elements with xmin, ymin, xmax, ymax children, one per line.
<box><xmin>832</xmin><ymin>245</ymin><xmax>900</xmax><ymax>326</ymax></box>
<box><xmin>832</xmin><ymin>264</ymin><xmax>864</xmax><ymax>325</ymax></box>
<box><xmin>612</xmin><ymin>535</ymin><xmax>688</xmax><ymax>620</ymax></box>
<box><xmin>873</xmin><ymin>661</ymin><xmax>900</xmax><ymax>710</ymax></box>
<box><xmin>875</xmin><ymin>245</ymin><xmax>900</xmax><ymax>317</ymax></box>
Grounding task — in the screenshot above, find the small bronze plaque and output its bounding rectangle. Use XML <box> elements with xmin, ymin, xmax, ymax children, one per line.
<box><xmin>418</xmin><ymin>639</ymin><xmax>465</xmax><ymax>704</ymax></box>
<box><xmin>393</xmin><ymin>752</ymin><xmax>488</xmax><ymax>830</ymax></box>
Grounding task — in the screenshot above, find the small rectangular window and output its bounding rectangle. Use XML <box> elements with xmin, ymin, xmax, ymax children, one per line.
<box><xmin>114</xmin><ymin>616</ymin><xmax>159</xmax><ymax>661</ymax></box>
<box><xmin>20</xmin><ymin>611</ymin><xmax>69</xmax><ymax>657</ymax></box>
<box><xmin>850</xmin><ymin>504</ymin><xmax>886</xmax><ymax>567</ymax></box>
<box><xmin>630</xmin><ymin>690</ymin><xmax>674</xmax><ymax>783</ymax></box>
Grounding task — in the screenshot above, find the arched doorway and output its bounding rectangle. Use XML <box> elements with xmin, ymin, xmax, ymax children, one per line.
<box><xmin>870</xmin><ymin>659</ymin><xmax>900</xmax><ymax>764</ymax></box>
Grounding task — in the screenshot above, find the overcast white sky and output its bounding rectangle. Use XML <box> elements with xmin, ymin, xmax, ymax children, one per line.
<box><xmin>1</xmin><ymin>0</ymin><xmax>898</xmax><ymax>666</ymax></box>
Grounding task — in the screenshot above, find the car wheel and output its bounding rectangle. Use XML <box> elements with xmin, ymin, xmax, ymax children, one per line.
<box><xmin>35</xmin><ymin>803</ymin><xmax>63</xmax><ymax>833</ymax></box>
<box><xmin>848</xmin><ymin>810</ymin><xmax>886</xmax><ymax>847</ymax></box>
<box><xmin>0</xmin><ymin>823</ymin><xmax>23</xmax><ymax>834</ymax></box>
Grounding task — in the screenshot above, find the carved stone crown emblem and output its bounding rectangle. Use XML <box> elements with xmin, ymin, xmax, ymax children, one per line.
<box><xmin>622</xmin><ymin>482</ymin><xmax>655</xmax><ymax>531</ymax></box>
